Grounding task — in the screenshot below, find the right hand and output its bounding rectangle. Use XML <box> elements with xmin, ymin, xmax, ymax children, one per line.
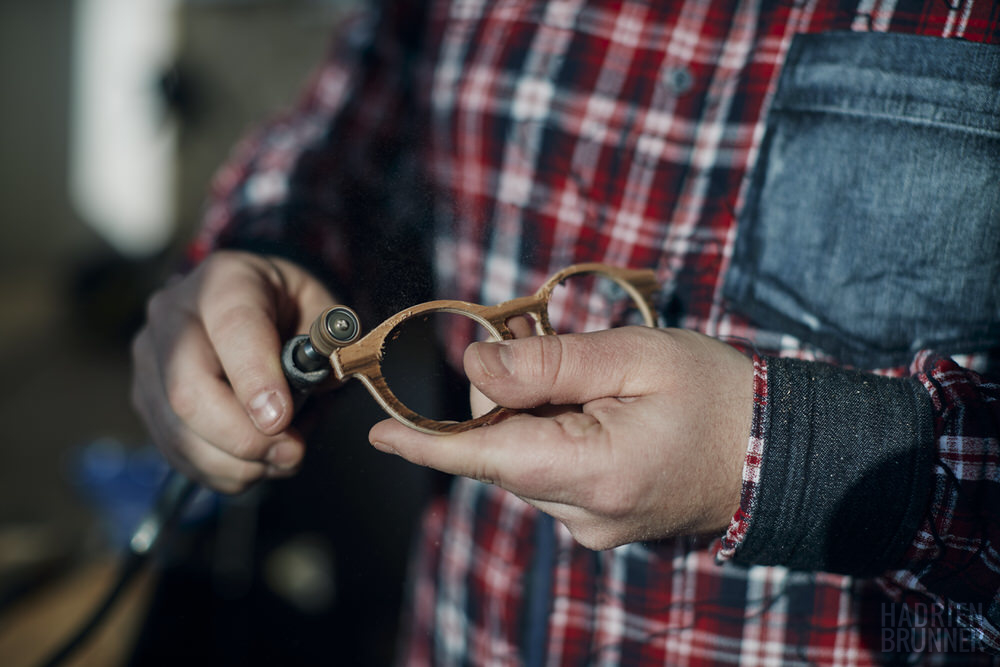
<box><xmin>131</xmin><ymin>250</ymin><xmax>337</xmax><ymax>493</ymax></box>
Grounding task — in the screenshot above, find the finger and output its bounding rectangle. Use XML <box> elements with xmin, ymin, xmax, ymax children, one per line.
<box><xmin>505</xmin><ymin>314</ymin><xmax>535</xmax><ymax>338</ymax></box>
<box><xmin>196</xmin><ymin>261</ymin><xmax>294</xmax><ymax>435</ymax></box>
<box><xmin>278</xmin><ymin>257</ymin><xmax>341</xmax><ymax>331</ymax></box>
<box><xmin>369</xmin><ymin>409</ymin><xmax>611</xmax><ymax>503</ymax></box>
<box><xmin>469</xmin><ymin>384</ymin><xmax>497</xmax><ymax>418</ymax></box>
<box><xmin>157</xmin><ymin>313</ymin><xmax>306</xmax><ymax>462</ymax></box>
<box><xmin>467</xmin><ymin>316</ymin><xmax>536</xmax><ymax>416</ymax></box>
<box><xmin>463</xmin><ymin>326</ymin><xmax>665</xmax><ymax>408</ymax></box>
<box><xmin>132</xmin><ymin>329</ymin><xmax>301</xmax><ymax>493</ymax></box>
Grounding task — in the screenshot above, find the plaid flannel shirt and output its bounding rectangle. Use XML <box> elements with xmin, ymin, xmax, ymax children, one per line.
<box><xmin>193</xmin><ymin>1</ymin><xmax>1000</xmax><ymax>664</ymax></box>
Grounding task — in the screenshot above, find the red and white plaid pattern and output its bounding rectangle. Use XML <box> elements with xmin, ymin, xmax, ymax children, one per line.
<box><xmin>195</xmin><ymin>1</ymin><xmax>1000</xmax><ymax>663</ymax></box>
<box><xmin>718</xmin><ymin>354</ymin><xmax>767</xmax><ymax>562</ymax></box>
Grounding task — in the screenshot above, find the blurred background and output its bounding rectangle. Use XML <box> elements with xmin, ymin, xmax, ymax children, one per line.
<box><xmin>0</xmin><ymin>1</ymin><xmax>433</xmax><ymax>664</ymax></box>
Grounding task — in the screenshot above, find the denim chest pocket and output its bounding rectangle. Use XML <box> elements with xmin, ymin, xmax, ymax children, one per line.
<box><xmin>723</xmin><ymin>32</ymin><xmax>1000</xmax><ymax>368</ymax></box>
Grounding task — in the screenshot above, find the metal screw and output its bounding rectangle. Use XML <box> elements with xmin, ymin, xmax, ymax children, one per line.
<box><xmin>309</xmin><ymin>305</ymin><xmax>361</xmax><ymax>356</ymax></box>
<box><xmin>324</xmin><ymin>307</ymin><xmax>359</xmax><ymax>343</ymax></box>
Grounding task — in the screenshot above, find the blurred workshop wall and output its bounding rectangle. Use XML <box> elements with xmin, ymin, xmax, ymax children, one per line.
<box><xmin>0</xmin><ymin>2</ymin><xmax>86</xmax><ymax>273</ymax></box>
<box><xmin>2</xmin><ymin>0</ymin><xmax>357</xmax><ymax>270</ymax></box>
<box><xmin>0</xmin><ymin>1</ymin><xmax>88</xmax><ymax>360</ymax></box>
<box><xmin>0</xmin><ymin>0</ymin><xmax>114</xmax><ymax>534</ymax></box>
<box><xmin>67</xmin><ymin>0</ymin><xmax>355</xmax><ymax>262</ymax></box>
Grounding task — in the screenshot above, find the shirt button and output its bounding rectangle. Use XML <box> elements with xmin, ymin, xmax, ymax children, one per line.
<box><xmin>663</xmin><ymin>65</ymin><xmax>694</xmax><ymax>94</ymax></box>
<box><xmin>599</xmin><ymin>278</ymin><xmax>627</xmax><ymax>302</ymax></box>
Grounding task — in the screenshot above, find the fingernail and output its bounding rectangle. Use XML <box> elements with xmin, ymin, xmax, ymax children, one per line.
<box><xmin>475</xmin><ymin>341</ymin><xmax>514</xmax><ymax>378</ymax></box>
<box><xmin>371</xmin><ymin>440</ymin><xmax>396</xmax><ymax>455</ymax></box>
<box><xmin>267</xmin><ymin>440</ymin><xmax>300</xmax><ymax>470</ymax></box>
<box><xmin>249</xmin><ymin>391</ymin><xmax>282</xmax><ymax>430</ymax></box>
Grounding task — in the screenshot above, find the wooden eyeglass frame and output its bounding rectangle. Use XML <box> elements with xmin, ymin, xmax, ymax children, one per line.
<box><xmin>317</xmin><ymin>263</ymin><xmax>660</xmax><ymax>434</ymax></box>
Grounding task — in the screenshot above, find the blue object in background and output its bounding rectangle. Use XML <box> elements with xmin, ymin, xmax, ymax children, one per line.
<box><xmin>70</xmin><ymin>438</ymin><xmax>216</xmax><ymax>549</ymax></box>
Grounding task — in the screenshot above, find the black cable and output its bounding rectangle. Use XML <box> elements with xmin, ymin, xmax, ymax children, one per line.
<box><xmin>38</xmin><ymin>552</ymin><xmax>145</xmax><ymax>667</ymax></box>
<box><xmin>38</xmin><ymin>473</ymin><xmax>198</xmax><ymax>667</ymax></box>
<box><xmin>39</xmin><ymin>333</ymin><xmax>331</xmax><ymax>666</ymax></box>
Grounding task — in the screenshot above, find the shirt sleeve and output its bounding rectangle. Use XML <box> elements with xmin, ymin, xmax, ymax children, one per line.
<box><xmin>717</xmin><ymin>353</ymin><xmax>1000</xmax><ymax>652</ymax></box>
<box><xmin>188</xmin><ymin>1</ymin><xmax>432</xmax><ymax>312</ymax></box>
<box><xmin>881</xmin><ymin>355</ymin><xmax>1000</xmax><ymax>652</ymax></box>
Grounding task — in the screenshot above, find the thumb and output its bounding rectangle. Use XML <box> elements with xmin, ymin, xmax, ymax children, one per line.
<box><xmin>463</xmin><ymin>326</ymin><xmax>660</xmax><ymax>408</ymax></box>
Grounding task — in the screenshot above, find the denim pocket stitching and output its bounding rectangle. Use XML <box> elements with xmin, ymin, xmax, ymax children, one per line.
<box><xmin>724</xmin><ymin>32</ymin><xmax>1000</xmax><ymax>368</ymax></box>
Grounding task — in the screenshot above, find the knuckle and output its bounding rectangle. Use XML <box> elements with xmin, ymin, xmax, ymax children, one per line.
<box><xmin>197</xmin><ymin>254</ymin><xmax>239</xmax><ymax>298</ymax></box>
<box><xmin>554</xmin><ymin>411</ymin><xmax>602</xmax><ymax>439</ymax></box>
<box><xmin>164</xmin><ymin>376</ymin><xmax>199</xmax><ymax>421</ymax></box>
<box><xmin>210</xmin><ymin>302</ymin><xmax>256</xmax><ymax>335</ymax></box>
<box><xmin>651</xmin><ymin>326</ymin><xmax>694</xmax><ymax>360</ymax></box>
<box><xmin>531</xmin><ymin>334</ymin><xmax>564</xmax><ymax>385</ymax></box>
<box><xmin>181</xmin><ymin>450</ymin><xmax>263</xmax><ymax>495</ymax></box>
<box><xmin>145</xmin><ymin>289</ymin><xmax>171</xmax><ymax>323</ymax></box>
<box><xmin>227</xmin><ymin>427</ymin><xmax>269</xmax><ymax>462</ymax></box>
<box><xmin>583</xmin><ymin>398</ymin><xmax>616</xmax><ymax>420</ymax></box>
<box><xmin>472</xmin><ymin>459</ymin><xmax>499</xmax><ymax>486</ymax></box>
<box><xmin>213</xmin><ymin>475</ymin><xmax>250</xmax><ymax>496</ymax></box>
<box><xmin>206</xmin><ymin>302</ymin><xmax>269</xmax><ymax>353</ymax></box>
<box><xmin>197</xmin><ymin>253</ymin><xmax>231</xmax><ymax>282</ymax></box>
<box><xmin>226</xmin><ymin>462</ymin><xmax>264</xmax><ymax>492</ymax></box>
<box><xmin>616</xmin><ymin>326</ymin><xmax>670</xmax><ymax>393</ymax></box>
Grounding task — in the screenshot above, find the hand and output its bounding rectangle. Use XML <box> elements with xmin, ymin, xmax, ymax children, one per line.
<box><xmin>131</xmin><ymin>250</ymin><xmax>336</xmax><ymax>493</ymax></box>
<box><xmin>369</xmin><ymin>326</ymin><xmax>754</xmax><ymax>550</ymax></box>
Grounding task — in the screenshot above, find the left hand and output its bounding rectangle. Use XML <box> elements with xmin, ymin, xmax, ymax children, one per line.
<box><xmin>369</xmin><ymin>326</ymin><xmax>754</xmax><ymax>550</ymax></box>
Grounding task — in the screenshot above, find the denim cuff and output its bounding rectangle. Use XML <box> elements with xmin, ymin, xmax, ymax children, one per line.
<box><xmin>732</xmin><ymin>357</ymin><xmax>935</xmax><ymax>576</ymax></box>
